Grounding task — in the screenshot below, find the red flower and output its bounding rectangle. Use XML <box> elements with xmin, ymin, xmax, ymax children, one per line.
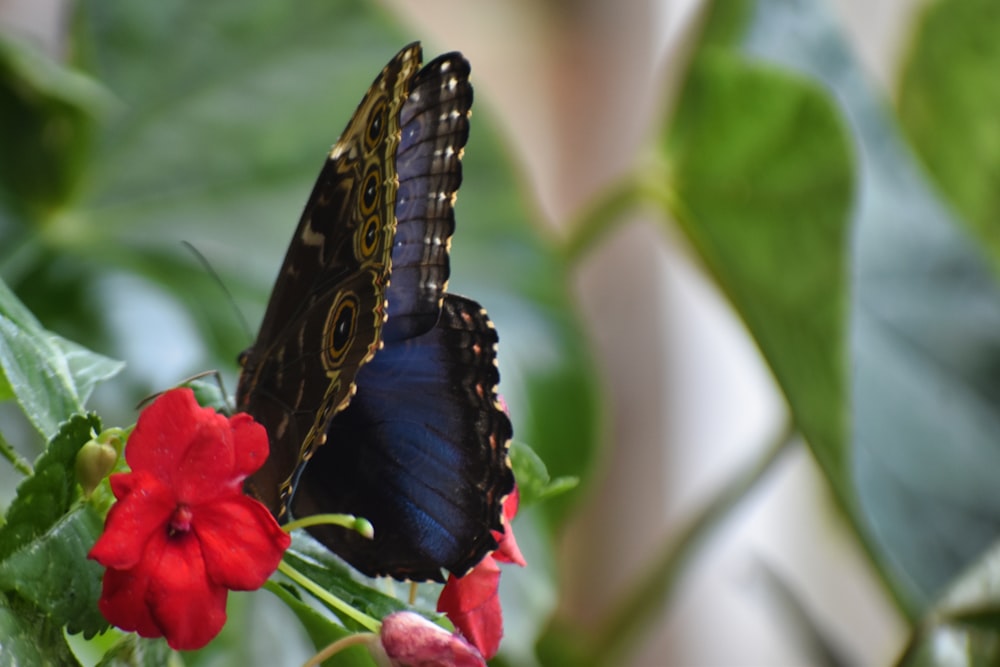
<box><xmin>437</xmin><ymin>488</ymin><xmax>525</xmax><ymax>660</ymax></box>
<box><xmin>374</xmin><ymin>611</ymin><xmax>486</xmax><ymax>667</ymax></box>
<box><xmin>88</xmin><ymin>388</ymin><xmax>290</xmax><ymax>651</ymax></box>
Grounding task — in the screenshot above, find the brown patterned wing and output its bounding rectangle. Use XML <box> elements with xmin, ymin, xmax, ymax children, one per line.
<box><xmin>237</xmin><ymin>44</ymin><xmax>422</xmax><ymax>519</ymax></box>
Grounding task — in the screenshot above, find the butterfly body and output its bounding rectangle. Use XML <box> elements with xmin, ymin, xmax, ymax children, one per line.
<box><xmin>237</xmin><ymin>43</ymin><xmax>513</xmax><ymax>582</ymax></box>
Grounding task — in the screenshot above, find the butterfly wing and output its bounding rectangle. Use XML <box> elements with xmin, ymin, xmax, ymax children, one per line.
<box><xmin>238</xmin><ymin>44</ymin><xmax>422</xmax><ymax>518</ymax></box>
<box><xmin>239</xmin><ymin>44</ymin><xmax>514</xmax><ymax>583</ymax></box>
<box><xmin>290</xmin><ymin>52</ymin><xmax>514</xmax><ymax>581</ymax></box>
<box><xmin>292</xmin><ymin>294</ymin><xmax>514</xmax><ymax>581</ymax></box>
<box><xmin>384</xmin><ymin>52</ymin><xmax>472</xmax><ymax>342</ymax></box>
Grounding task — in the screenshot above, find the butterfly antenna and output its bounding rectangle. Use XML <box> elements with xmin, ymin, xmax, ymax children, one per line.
<box><xmin>136</xmin><ymin>370</ymin><xmax>233</xmax><ymax>413</ymax></box>
<box><xmin>181</xmin><ymin>240</ymin><xmax>254</xmax><ymax>345</ymax></box>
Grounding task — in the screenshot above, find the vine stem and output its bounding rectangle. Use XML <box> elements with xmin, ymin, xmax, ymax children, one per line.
<box><xmin>563</xmin><ymin>159</ymin><xmax>915</xmax><ymax>626</ymax></box>
<box><xmin>563</xmin><ymin>153</ymin><xmax>674</xmax><ymax>264</ymax></box>
<box><xmin>0</xmin><ymin>430</ymin><xmax>33</xmax><ymax>476</ymax></box>
<box><xmin>302</xmin><ymin>632</ymin><xmax>375</xmax><ymax>667</ymax></box>
<box><xmin>588</xmin><ymin>417</ymin><xmax>798</xmax><ymax>665</ymax></box>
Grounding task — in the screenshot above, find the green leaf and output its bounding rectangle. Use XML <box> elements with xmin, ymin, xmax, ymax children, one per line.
<box><xmin>94</xmin><ymin>636</ymin><xmax>175</xmax><ymax>667</ymax></box>
<box><xmin>897</xmin><ymin>0</ymin><xmax>1000</xmax><ymax>270</ymax></box>
<box><xmin>0</xmin><ymin>591</ymin><xmax>81</xmax><ymax>667</ymax></box>
<box><xmin>0</xmin><ymin>32</ymin><xmax>107</xmax><ymax>224</ymax></box>
<box><xmin>509</xmin><ymin>440</ymin><xmax>578</xmax><ymax>507</ymax></box>
<box><xmin>697</xmin><ymin>0</ymin><xmax>753</xmax><ymax>49</ymax></box>
<box><xmin>0</xmin><ymin>367</ymin><xmax>11</xmax><ymax>401</ymax></box>
<box><xmin>0</xmin><ymin>279</ymin><xmax>122</xmax><ymax>437</ymax></box>
<box><xmin>0</xmin><ymin>314</ymin><xmax>83</xmax><ymax>438</ymax></box>
<box><xmin>281</xmin><ymin>535</ymin><xmax>409</xmax><ymax>629</ymax></box>
<box><xmin>265</xmin><ymin>582</ymin><xmax>371</xmax><ymax>667</ymax></box>
<box><xmin>185</xmin><ymin>376</ymin><xmax>231</xmax><ymax>414</ymax></box>
<box><xmin>0</xmin><ymin>504</ymin><xmax>108</xmax><ymax>637</ymax></box>
<box><xmin>50</xmin><ymin>334</ymin><xmax>126</xmax><ymax>407</ymax></box>
<box><xmin>0</xmin><ymin>271</ymin><xmax>43</xmax><ymax>332</ymax></box>
<box><xmin>0</xmin><ymin>413</ymin><xmax>100</xmax><ymax>560</ymax></box>
<box><xmin>664</xmin><ymin>49</ymin><xmax>852</xmax><ymax>491</ymax></box>
<box><xmin>743</xmin><ymin>0</ymin><xmax>1000</xmax><ymax>614</ymax></box>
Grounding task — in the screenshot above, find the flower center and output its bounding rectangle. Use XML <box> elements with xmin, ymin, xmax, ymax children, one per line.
<box><xmin>168</xmin><ymin>504</ymin><xmax>194</xmax><ymax>536</ymax></box>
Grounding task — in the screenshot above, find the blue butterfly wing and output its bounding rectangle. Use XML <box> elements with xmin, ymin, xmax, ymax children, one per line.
<box><xmin>291</xmin><ymin>294</ymin><xmax>513</xmax><ymax>581</ymax></box>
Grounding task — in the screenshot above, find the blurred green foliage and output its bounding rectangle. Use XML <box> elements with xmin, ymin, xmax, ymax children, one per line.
<box><xmin>4</xmin><ymin>0</ymin><xmax>1000</xmax><ymax>664</ymax></box>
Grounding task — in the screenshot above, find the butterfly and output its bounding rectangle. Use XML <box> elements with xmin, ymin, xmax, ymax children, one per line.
<box><xmin>236</xmin><ymin>43</ymin><xmax>514</xmax><ymax>582</ymax></box>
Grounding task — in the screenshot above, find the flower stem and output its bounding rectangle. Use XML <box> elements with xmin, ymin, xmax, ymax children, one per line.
<box><xmin>0</xmin><ymin>430</ymin><xmax>33</xmax><ymax>476</ymax></box>
<box><xmin>284</xmin><ymin>513</ymin><xmax>373</xmax><ymax>538</ymax></box>
<box><xmin>302</xmin><ymin>632</ymin><xmax>375</xmax><ymax>667</ymax></box>
<box><xmin>277</xmin><ymin>560</ymin><xmax>381</xmax><ymax>633</ymax></box>
<box><xmin>588</xmin><ymin>418</ymin><xmax>797</xmax><ymax>665</ymax></box>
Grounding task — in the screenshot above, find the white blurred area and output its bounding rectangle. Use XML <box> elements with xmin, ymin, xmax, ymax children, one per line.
<box><xmin>0</xmin><ymin>0</ymin><xmax>919</xmax><ymax>663</ymax></box>
<box><xmin>385</xmin><ymin>0</ymin><xmax>917</xmax><ymax>664</ymax></box>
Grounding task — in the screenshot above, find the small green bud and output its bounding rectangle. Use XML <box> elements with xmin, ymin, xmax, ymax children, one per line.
<box><xmin>75</xmin><ymin>428</ymin><xmax>125</xmax><ymax>497</ymax></box>
<box><xmin>355</xmin><ymin>517</ymin><xmax>375</xmax><ymax>540</ymax></box>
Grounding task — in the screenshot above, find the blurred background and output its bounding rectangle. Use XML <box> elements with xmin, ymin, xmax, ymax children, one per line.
<box><xmin>4</xmin><ymin>0</ymin><xmax>1000</xmax><ymax>665</ymax></box>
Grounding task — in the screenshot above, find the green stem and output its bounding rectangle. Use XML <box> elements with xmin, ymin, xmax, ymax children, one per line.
<box><xmin>303</xmin><ymin>632</ymin><xmax>376</xmax><ymax>667</ymax></box>
<box><xmin>563</xmin><ymin>179</ymin><xmax>645</xmax><ymax>263</ymax></box>
<box><xmin>0</xmin><ymin>430</ymin><xmax>33</xmax><ymax>476</ymax></box>
<box><xmin>588</xmin><ymin>418</ymin><xmax>797</xmax><ymax>665</ymax></box>
<box><xmin>563</xmin><ymin>155</ymin><xmax>674</xmax><ymax>265</ymax></box>
<box><xmin>284</xmin><ymin>513</ymin><xmax>372</xmax><ymax>538</ymax></box>
<box><xmin>277</xmin><ymin>560</ymin><xmax>381</xmax><ymax>633</ymax></box>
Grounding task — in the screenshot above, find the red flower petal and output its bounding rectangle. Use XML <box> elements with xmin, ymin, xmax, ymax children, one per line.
<box><xmin>194</xmin><ymin>495</ymin><xmax>290</xmax><ymax>590</ymax></box>
<box><xmin>108</xmin><ymin>469</ymin><xmax>141</xmax><ymax>501</ymax></box>
<box><xmin>440</xmin><ymin>556</ymin><xmax>500</xmax><ymax>614</ymax></box>
<box><xmin>146</xmin><ymin>533</ymin><xmax>228</xmax><ymax>651</ymax></box>
<box><xmin>435</xmin><ymin>487</ymin><xmax>525</xmax><ymax>660</ymax></box>
<box><xmin>229</xmin><ymin>412</ymin><xmax>270</xmax><ymax>479</ymax></box>
<box><xmin>125</xmin><ymin>388</ymin><xmax>208</xmax><ymax>480</ymax></box>
<box><xmin>492</xmin><ymin>490</ymin><xmax>525</xmax><ymax>567</ymax></box>
<box><xmin>171</xmin><ymin>415</ymin><xmax>242</xmax><ymax>504</ymax></box>
<box><xmin>92</xmin><ymin>388</ymin><xmax>285</xmax><ymax>651</ymax></box>
<box><xmin>89</xmin><ymin>471</ymin><xmax>174</xmax><ymax>570</ymax></box>
<box><xmin>437</xmin><ymin>556</ymin><xmax>503</xmax><ymax>659</ymax></box>
<box><xmin>97</xmin><ymin>542</ymin><xmax>164</xmax><ymax>640</ymax></box>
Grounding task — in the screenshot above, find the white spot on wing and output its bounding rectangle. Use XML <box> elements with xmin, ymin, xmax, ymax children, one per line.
<box><xmin>300</xmin><ymin>221</ymin><xmax>325</xmax><ymax>247</ymax></box>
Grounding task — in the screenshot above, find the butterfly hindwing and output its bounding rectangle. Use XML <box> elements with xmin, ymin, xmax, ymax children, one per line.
<box><xmin>292</xmin><ymin>293</ymin><xmax>514</xmax><ymax>581</ymax></box>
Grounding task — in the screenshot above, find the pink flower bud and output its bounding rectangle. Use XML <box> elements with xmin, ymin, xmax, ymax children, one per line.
<box><xmin>372</xmin><ymin>611</ymin><xmax>486</xmax><ymax>667</ymax></box>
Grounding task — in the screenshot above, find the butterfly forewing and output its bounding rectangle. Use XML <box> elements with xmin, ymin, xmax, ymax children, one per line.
<box><xmin>385</xmin><ymin>52</ymin><xmax>473</xmax><ymax>342</ymax></box>
<box><xmin>238</xmin><ymin>44</ymin><xmax>422</xmax><ymax>517</ymax></box>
